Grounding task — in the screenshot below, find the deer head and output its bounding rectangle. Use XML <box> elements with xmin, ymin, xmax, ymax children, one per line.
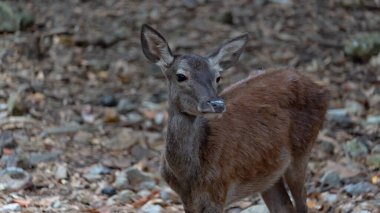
<box><xmin>141</xmin><ymin>24</ymin><xmax>248</xmax><ymax>118</ymax></box>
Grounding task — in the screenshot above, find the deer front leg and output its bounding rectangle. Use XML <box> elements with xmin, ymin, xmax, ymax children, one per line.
<box><xmin>261</xmin><ymin>178</ymin><xmax>295</xmax><ymax>213</ymax></box>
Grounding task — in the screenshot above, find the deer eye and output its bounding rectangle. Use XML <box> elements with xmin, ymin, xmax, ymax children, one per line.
<box><xmin>216</xmin><ymin>76</ymin><xmax>222</xmax><ymax>83</ymax></box>
<box><xmin>176</xmin><ymin>74</ymin><xmax>188</xmax><ymax>82</ymax></box>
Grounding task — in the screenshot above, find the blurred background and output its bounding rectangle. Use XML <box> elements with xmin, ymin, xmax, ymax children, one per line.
<box><xmin>0</xmin><ymin>0</ymin><xmax>379</xmax><ymax>212</ymax></box>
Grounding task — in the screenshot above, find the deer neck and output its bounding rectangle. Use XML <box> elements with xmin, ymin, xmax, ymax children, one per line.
<box><xmin>165</xmin><ymin>104</ymin><xmax>208</xmax><ymax>177</ymax></box>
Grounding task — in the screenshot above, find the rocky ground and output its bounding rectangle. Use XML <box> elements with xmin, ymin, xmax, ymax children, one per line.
<box><xmin>0</xmin><ymin>0</ymin><xmax>379</xmax><ymax>212</ymax></box>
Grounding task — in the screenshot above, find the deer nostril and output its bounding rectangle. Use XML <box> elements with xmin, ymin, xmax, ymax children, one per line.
<box><xmin>208</xmin><ymin>99</ymin><xmax>225</xmax><ymax>113</ymax></box>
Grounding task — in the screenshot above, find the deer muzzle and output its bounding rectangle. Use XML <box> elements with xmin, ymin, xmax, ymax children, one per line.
<box><xmin>198</xmin><ymin>98</ymin><xmax>226</xmax><ymax>114</ymax></box>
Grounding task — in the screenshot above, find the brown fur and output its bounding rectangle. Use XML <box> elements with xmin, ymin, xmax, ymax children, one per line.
<box><xmin>162</xmin><ymin>69</ymin><xmax>329</xmax><ymax>213</ymax></box>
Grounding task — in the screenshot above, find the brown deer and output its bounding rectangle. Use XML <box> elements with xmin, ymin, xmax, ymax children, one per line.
<box><xmin>141</xmin><ymin>24</ymin><xmax>329</xmax><ymax>213</ymax></box>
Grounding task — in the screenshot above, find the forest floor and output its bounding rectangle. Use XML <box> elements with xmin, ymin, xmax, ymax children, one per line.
<box><xmin>0</xmin><ymin>0</ymin><xmax>379</xmax><ymax>212</ymax></box>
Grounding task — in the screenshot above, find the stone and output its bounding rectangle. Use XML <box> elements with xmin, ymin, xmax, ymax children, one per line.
<box><xmin>344</xmin><ymin>32</ymin><xmax>380</xmax><ymax>61</ymax></box>
<box><xmin>102</xmin><ymin>128</ymin><xmax>141</xmax><ymax>150</ymax></box>
<box><xmin>100</xmin><ymin>95</ymin><xmax>118</xmax><ymax>107</ymax></box>
<box><xmin>26</xmin><ymin>150</ymin><xmax>62</xmax><ymax>166</ymax></box>
<box><xmin>106</xmin><ymin>196</ymin><xmax>116</xmax><ymax>206</ymax></box>
<box><xmin>372</xmin><ymin>144</ymin><xmax>380</xmax><ymax>154</ymax></box>
<box><xmin>117</xmin><ymin>98</ymin><xmax>136</xmax><ymax>114</ymax></box>
<box><xmin>131</xmin><ymin>144</ymin><xmax>155</xmax><ymax>161</ymax></box>
<box><xmin>241</xmin><ymin>204</ymin><xmax>270</xmax><ymax>213</ymax></box>
<box><xmin>113</xmin><ymin>170</ymin><xmax>128</xmax><ymax>189</ymax></box>
<box><xmin>139</xmin><ymin>202</ymin><xmax>164</xmax><ymax>213</ymax></box>
<box><xmin>126</xmin><ymin>112</ymin><xmax>144</xmax><ymax>124</ymax></box>
<box><xmin>73</xmin><ymin>131</ymin><xmax>92</xmax><ymax>144</ymax></box>
<box><xmin>344</xmin><ymin>139</ymin><xmax>368</xmax><ymax>157</ymax></box>
<box><xmin>344</xmin><ymin>182</ymin><xmax>378</xmax><ymax>196</ymax></box>
<box><xmin>88</xmin><ymin>164</ymin><xmax>112</xmax><ymax>175</ymax></box>
<box><xmin>327</xmin><ymin>109</ymin><xmax>353</xmax><ymax>128</ymax></box>
<box><xmin>366</xmin><ymin>116</ymin><xmax>380</xmax><ymax>125</ymax></box>
<box><xmin>52</xmin><ymin>200</ymin><xmax>62</xmax><ymax>208</ymax></box>
<box><xmin>55</xmin><ymin>163</ymin><xmax>68</xmax><ymax>180</ymax></box>
<box><xmin>321</xmin><ymin>171</ymin><xmax>341</xmax><ymax>188</ymax></box>
<box><xmin>160</xmin><ymin>186</ymin><xmax>180</xmax><ymax>202</ymax></box>
<box><xmin>101</xmin><ymin>186</ymin><xmax>117</xmax><ymax>196</ymax></box>
<box><xmin>0</xmin><ymin>203</ymin><xmax>22</xmax><ymax>212</ymax></box>
<box><xmin>320</xmin><ymin>192</ymin><xmax>338</xmax><ymax>204</ymax></box>
<box><xmin>117</xmin><ymin>189</ymin><xmax>136</xmax><ymax>204</ymax></box>
<box><xmin>126</xmin><ymin>166</ymin><xmax>156</xmax><ymax>190</ymax></box>
<box><xmin>320</xmin><ymin>141</ymin><xmax>335</xmax><ymax>155</ymax></box>
<box><xmin>366</xmin><ymin>154</ymin><xmax>380</xmax><ymax>168</ymax></box>
<box><xmin>154</xmin><ymin>112</ymin><xmax>165</xmax><ymax>125</ymax></box>
<box><xmin>83</xmin><ymin>173</ymin><xmax>102</xmax><ymax>182</ymax></box>
<box><xmin>83</xmin><ymin>164</ymin><xmax>111</xmax><ymax>182</ymax></box>
<box><xmin>345</xmin><ymin>100</ymin><xmax>364</xmax><ymax>115</ymax></box>
<box><xmin>0</xmin><ymin>2</ymin><xmax>34</xmax><ymax>32</ymax></box>
<box><xmin>270</xmin><ymin>0</ymin><xmax>293</xmax><ymax>4</ymax></box>
<box><xmin>0</xmin><ymin>167</ymin><xmax>32</xmax><ymax>192</ymax></box>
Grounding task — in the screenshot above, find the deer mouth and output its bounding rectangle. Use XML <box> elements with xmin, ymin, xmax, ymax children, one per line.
<box><xmin>197</xmin><ymin>98</ymin><xmax>226</xmax><ymax>119</ymax></box>
<box><xmin>201</xmin><ymin>112</ymin><xmax>224</xmax><ymax>120</ymax></box>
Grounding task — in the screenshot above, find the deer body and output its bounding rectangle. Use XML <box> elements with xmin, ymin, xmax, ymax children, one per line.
<box><xmin>141</xmin><ymin>25</ymin><xmax>329</xmax><ymax>213</ymax></box>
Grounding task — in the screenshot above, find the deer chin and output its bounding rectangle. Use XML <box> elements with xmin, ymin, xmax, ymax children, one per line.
<box><xmin>201</xmin><ymin>112</ymin><xmax>224</xmax><ymax>120</ymax></box>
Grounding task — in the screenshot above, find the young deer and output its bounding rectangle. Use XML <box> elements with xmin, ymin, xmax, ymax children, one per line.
<box><xmin>141</xmin><ymin>24</ymin><xmax>329</xmax><ymax>213</ymax></box>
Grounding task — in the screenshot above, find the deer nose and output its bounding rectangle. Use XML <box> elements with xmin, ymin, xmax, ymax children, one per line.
<box><xmin>207</xmin><ymin>99</ymin><xmax>225</xmax><ymax>113</ymax></box>
<box><xmin>198</xmin><ymin>98</ymin><xmax>226</xmax><ymax>114</ymax></box>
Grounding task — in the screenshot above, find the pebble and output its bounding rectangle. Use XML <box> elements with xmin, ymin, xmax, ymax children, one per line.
<box><xmin>117</xmin><ymin>189</ymin><xmax>136</xmax><ymax>203</ymax></box>
<box><xmin>73</xmin><ymin>131</ymin><xmax>92</xmax><ymax>144</ymax></box>
<box><xmin>327</xmin><ymin>108</ymin><xmax>353</xmax><ymax>128</ymax></box>
<box><xmin>106</xmin><ymin>195</ymin><xmax>116</xmax><ymax>206</ymax></box>
<box><xmin>27</xmin><ymin>150</ymin><xmax>62</xmax><ymax>166</ymax></box>
<box><xmin>372</xmin><ymin>144</ymin><xmax>380</xmax><ymax>154</ymax></box>
<box><xmin>344</xmin><ymin>139</ymin><xmax>368</xmax><ymax>157</ymax></box>
<box><xmin>113</xmin><ymin>170</ymin><xmax>128</xmax><ymax>189</ymax></box>
<box><xmin>320</xmin><ymin>141</ymin><xmax>335</xmax><ymax>155</ymax></box>
<box><xmin>83</xmin><ymin>164</ymin><xmax>112</xmax><ymax>182</ymax></box>
<box><xmin>366</xmin><ymin>154</ymin><xmax>380</xmax><ymax>167</ymax></box>
<box><xmin>160</xmin><ymin>186</ymin><xmax>179</xmax><ymax>202</ymax></box>
<box><xmin>366</xmin><ymin>115</ymin><xmax>380</xmax><ymax>125</ymax></box>
<box><xmin>0</xmin><ymin>203</ymin><xmax>21</xmax><ymax>212</ymax></box>
<box><xmin>142</xmin><ymin>101</ymin><xmax>162</xmax><ymax>110</ymax></box>
<box><xmin>0</xmin><ymin>103</ymin><xmax>7</xmax><ymax>110</ymax></box>
<box><xmin>100</xmin><ymin>95</ymin><xmax>118</xmax><ymax>107</ymax></box>
<box><xmin>88</xmin><ymin>164</ymin><xmax>111</xmax><ymax>175</ymax></box>
<box><xmin>131</xmin><ymin>144</ymin><xmax>155</xmax><ymax>161</ymax></box>
<box><xmin>241</xmin><ymin>204</ymin><xmax>269</xmax><ymax>213</ymax></box>
<box><xmin>126</xmin><ymin>166</ymin><xmax>156</xmax><ymax>190</ymax></box>
<box><xmin>116</xmin><ymin>98</ymin><xmax>136</xmax><ymax>114</ymax></box>
<box><xmin>126</xmin><ymin>112</ymin><xmax>144</xmax><ymax>124</ymax></box>
<box><xmin>101</xmin><ymin>186</ymin><xmax>117</xmax><ymax>196</ymax></box>
<box><xmin>55</xmin><ymin>163</ymin><xmax>68</xmax><ymax>180</ymax></box>
<box><xmin>139</xmin><ymin>202</ymin><xmax>164</xmax><ymax>213</ymax></box>
<box><xmin>344</xmin><ymin>182</ymin><xmax>378</xmax><ymax>196</ymax></box>
<box><xmin>320</xmin><ymin>192</ymin><xmax>338</xmax><ymax>204</ymax></box>
<box><xmin>154</xmin><ymin>112</ymin><xmax>165</xmax><ymax>125</ymax></box>
<box><xmin>52</xmin><ymin>200</ymin><xmax>62</xmax><ymax>208</ymax></box>
<box><xmin>344</xmin><ymin>32</ymin><xmax>380</xmax><ymax>61</ymax></box>
<box><xmin>83</xmin><ymin>173</ymin><xmax>102</xmax><ymax>182</ymax></box>
<box><xmin>102</xmin><ymin>128</ymin><xmax>141</xmax><ymax>150</ymax></box>
<box><xmin>345</xmin><ymin>100</ymin><xmax>364</xmax><ymax>115</ymax></box>
<box><xmin>0</xmin><ymin>167</ymin><xmax>32</xmax><ymax>192</ymax></box>
<box><xmin>321</xmin><ymin>171</ymin><xmax>341</xmax><ymax>188</ymax></box>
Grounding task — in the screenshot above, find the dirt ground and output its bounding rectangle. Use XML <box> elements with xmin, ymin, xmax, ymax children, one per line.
<box><xmin>0</xmin><ymin>0</ymin><xmax>379</xmax><ymax>212</ymax></box>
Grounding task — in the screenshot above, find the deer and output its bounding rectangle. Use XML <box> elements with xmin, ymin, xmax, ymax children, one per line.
<box><xmin>141</xmin><ymin>24</ymin><xmax>329</xmax><ymax>213</ymax></box>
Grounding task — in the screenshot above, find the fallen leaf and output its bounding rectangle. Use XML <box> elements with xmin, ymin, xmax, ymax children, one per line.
<box><xmin>132</xmin><ymin>189</ymin><xmax>160</xmax><ymax>208</ymax></box>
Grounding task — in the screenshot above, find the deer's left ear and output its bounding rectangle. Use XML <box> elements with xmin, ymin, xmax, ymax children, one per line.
<box><xmin>141</xmin><ymin>24</ymin><xmax>174</xmax><ymax>68</ymax></box>
<box><xmin>207</xmin><ymin>34</ymin><xmax>249</xmax><ymax>72</ymax></box>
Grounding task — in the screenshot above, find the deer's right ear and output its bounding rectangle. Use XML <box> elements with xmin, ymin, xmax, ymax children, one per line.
<box><xmin>141</xmin><ymin>24</ymin><xmax>174</xmax><ymax>68</ymax></box>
